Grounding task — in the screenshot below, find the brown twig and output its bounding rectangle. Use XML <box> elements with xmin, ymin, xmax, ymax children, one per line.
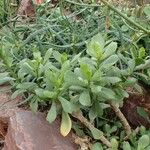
<box><xmin>109</xmin><ymin>102</ymin><xmax>132</xmax><ymax>139</ymax></box>
<box><xmin>72</xmin><ymin>111</ymin><xmax>111</xmax><ymax>148</ymax></box>
<box><xmin>72</xmin><ymin>133</ymin><xmax>92</xmax><ymax>150</ymax></box>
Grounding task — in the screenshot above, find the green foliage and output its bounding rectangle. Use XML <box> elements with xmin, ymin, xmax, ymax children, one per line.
<box><xmin>0</xmin><ymin>0</ymin><xmax>18</xmax><ymax>26</ymax></box>
<box><xmin>0</xmin><ymin>1</ymin><xmax>150</xmax><ymax>149</ymax></box>
<box><xmin>60</xmin><ymin>111</ymin><xmax>72</xmax><ymax>137</ymax></box>
<box><xmin>121</xmin><ymin>131</ymin><xmax>150</xmax><ymax>150</ymax></box>
<box><xmin>92</xmin><ymin>142</ymin><xmax>103</xmax><ymax>150</ymax></box>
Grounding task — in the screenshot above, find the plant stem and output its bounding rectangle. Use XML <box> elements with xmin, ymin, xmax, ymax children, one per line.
<box><xmin>109</xmin><ymin>102</ymin><xmax>132</xmax><ymax>138</ymax></box>
<box><xmin>65</xmin><ymin>0</ymin><xmax>101</xmax><ymax>7</ymax></box>
<box><xmin>65</xmin><ymin>0</ymin><xmax>150</xmax><ymax>35</ymax></box>
<box><xmin>72</xmin><ymin>111</ymin><xmax>111</xmax><ymax>148</ymax></box>
<box><xmin>100</xmin><ymin>0</ymin><xmax>150</xmax><ymax>35</ymax></box>
<box><xmin>135</xmin><ymin>59</ymin><xmax>150</xmax><ymax>70</ymax></box>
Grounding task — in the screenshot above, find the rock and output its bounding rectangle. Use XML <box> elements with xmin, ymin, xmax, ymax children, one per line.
<box><xmin>0</xmin><ymin>85</ymin><xmax>21</xmax><ymax>150</ymax></box>
<box><xmin>121</xmin><ymin>95</ymin><xmax>150</xmax><ymax>128</ymax></box>
<box><xmin>0</xmin><ymin>86</ymin><xmax>21</xmax><ymax>138</ymax></box>
<box><xmin>3</xmin><ymin>110</ymin><xmax>77</xmax><ymax>150</ymax></box>
<box><xmin>0</xmin><ymin>86</ymin><xmax>77</xmax><ymax>150</ymax></box>
<box><xmin>35</xmin><ymin>0</ymin><xmax>43</xmax><ymax>5</ymax></box>
<box><xmin>121</xmin><ymin>87</ymin><xmax>150</xmax><ymax>128</ymax></box>
<box><xmin>17</xmin><ymin>0</ymin><xmax>35</xmax><ymax>17</ymax></box>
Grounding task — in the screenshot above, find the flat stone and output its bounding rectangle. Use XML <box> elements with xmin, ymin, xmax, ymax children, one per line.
<box><xmin>0</xmin><ymin>86</ymin><xmax>21</xmax><ymax>149</ymax></box>
<box><xmin>0</xmin><ymin>86</ymin><xmax>21</xmax><ymax>137</ymax></box>
<box><xmin>3</xmin><ymin>110</ymin><xmax>77</xmax><ymax>150</ymax></box>
<box><xmin>0</xmin><ymin>86</ymin><xmax>77</xmax><ymax>150</ymax></box>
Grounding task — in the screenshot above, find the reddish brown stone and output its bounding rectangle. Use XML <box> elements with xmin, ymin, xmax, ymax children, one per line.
<box><xmin>121</xmin><ymin>87</ymin><xmax>150</xmax><ymax>128</ymax></box>
<box><xmin>3</xmin><ymin>110</ymin><xmax>77</xmax><ymax>150</ymax></box>
<box><xmin>0</xmin><ymin>86</ymin><xmax>21</xmax><ymax>138</ymax></box>
<box><xmin>0</xmin><ymin>86</ymin><xmax>77</xmax><ymax>150</ymax></box>
<box><xmin>18</xmin><ymin>0</ymin><xmax>35</xmax><ymax>17</ymax></box>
